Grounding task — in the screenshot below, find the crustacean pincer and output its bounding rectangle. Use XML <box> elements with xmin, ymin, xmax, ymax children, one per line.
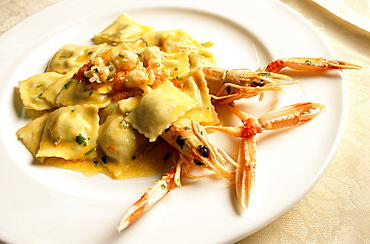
<box><xmin>263</xmin><ymin>57</ymin><xmax>362</xmax><ymax>73</ymax></box>
<box><xmin>205</xmin><ymin>101</ymin><xmax>326</xmax><ymax>210</ymax></box>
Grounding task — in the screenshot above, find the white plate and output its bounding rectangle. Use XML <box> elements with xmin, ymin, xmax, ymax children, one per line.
<box><xmin>0</xmin><ymin>0</ymin><xmax>346</xmax><ymax>243</ymax></box>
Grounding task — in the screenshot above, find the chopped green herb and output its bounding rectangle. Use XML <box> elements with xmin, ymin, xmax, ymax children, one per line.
<box><xmin>107</xmin><ymin>76</ymin><xmax>113</xmax><ymax>81</ymax></box>
<box><xmin>160</xmin><ymin>184</ymin><xmax>166</xmax><ymax>190</ymax></box>
<box><xmin>71</xmin><ymin>109</ymin><xmax>75</xmax><ymax>113</ymax></box>
<box><xmin>93</xmin><ymin>161</ymin><xmax>98</xmax><ymax>166</ymax></box>
<box><xmin>75</xmin><ymin>134</ymin><xmax>87</xmax><ymax>146</ymax></box>
<box><xmin>36</xmin><ymin>84</ymin><xmax>43</xmax><ymax>88</ymax></box>
<box><xmin>119</xmin><ymin>54</ymin><xmax>125</xmax><ymax>58</ymax></box>
<box><xmin>87</xmin><ymin>51</ymin><xmax>93</xmax><ymax>55</ymax></box>
<box><xmin>59</xmin><ymin>55</ymin><xmax>66</xmax><ymax>59</ymax></box>
<box><xmin>109</xmin><ymin>66</ymin><xmax>114</xmax><ymax>72</ymax></box>
<box><xmin>305</xmin><ymin>59</ymin><xmax>312</xmax><ymax>65</ymax></box>
<box><xmin>174</xmin><ymin>67</ymin><xmax>178</xmax><ymax>71</ymax></box>
<box><xmin>88</xmin><ymin>90</ymin><xmax>94</xmax><ymax>96</ymax></box>
<box><xmin>84</xmin><ymin>148</ymin><xmax>95</xmax><ymax>156</ymax></box>
<box><xmin>176</xmin><ymin>135</ymin><xmax>186</xmax><ymax>149</ymax></box>
<box><xmin>184</xmin><ymin>126</ymin><xmax>191</xmax><ymax>130</ymax></box>
<box><xmin>137</xmin><ymin>53</ymin><xmax>142</xmax><ymax>58</ymax></box>
<box><xmin>258</xmin><ymin>72</ymin><xmax>271</xmax><ymax>76</ymax></box>
<box><xmin>63</xmin><ymin>80</ymin><xmax>74</xmax><ymax>90</ymax></box>
<box><xmin>94</xmin><ymin>68</ymin><xmax>99</xmax><ymax>73</ymax></box>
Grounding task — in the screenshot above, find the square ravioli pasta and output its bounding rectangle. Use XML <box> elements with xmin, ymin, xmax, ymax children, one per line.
<box><xmin>36</xmin><ymin>104</ymin><xmax>99</xmax><ymax>161</ymax></box>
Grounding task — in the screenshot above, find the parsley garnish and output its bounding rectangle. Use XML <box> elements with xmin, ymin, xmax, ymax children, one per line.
<box><xmin>75</xmin><ymin>134</ymin><xmax>87</xmax><ymax>146</ymax></box>
<box><xmin>258</xmin><ymin>72</ymin><xmax>271</xmax><ymax>76</ymax></box>
<box><xmin>84</xmin><ymin>148</ymin><xmax>95</xmax><ymax>156</ymax></box>
<box><xmin>64</xmin><ymin>80</ymin><xmax>74</xmax><ymax>90</ymax></box>
<box><xmin>176</xmin><ymin>135</ymin><xmax>186</xmax><ymax>149</ymax></box>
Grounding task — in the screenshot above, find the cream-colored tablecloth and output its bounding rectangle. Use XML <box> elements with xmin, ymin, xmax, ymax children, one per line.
<box><xmin>1</xmin><ymin>0</ymin><xmax>369</xmax><ymax>243</ymax></box>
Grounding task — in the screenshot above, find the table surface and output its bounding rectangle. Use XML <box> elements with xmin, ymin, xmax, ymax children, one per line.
<box><xmin>1</xmin><ymin>0</ymin><xmax>369</xmax><ymax>243</ymax></box>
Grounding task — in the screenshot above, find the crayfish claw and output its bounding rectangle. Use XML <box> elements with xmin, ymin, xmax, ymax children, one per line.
<box><xmin>117</xmin><ymin>169</ymin><xmax>177</xmax><ymax>232</ymax></box>
<box><xmin>235</xmin><ymin>136</ymin><xmax>256</xmax><ymax>211</ymax></box>
<box><xmin>258</xmin><ymin>102</ymin><xmax>326</xmax><ymax>131</ymax></box>
<box><xmin>264</xmin><ymin>57</ymin><xmax>362</xmax><ymax>73</ymax></box>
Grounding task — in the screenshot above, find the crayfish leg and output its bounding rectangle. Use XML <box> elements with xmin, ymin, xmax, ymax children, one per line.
<box><xmin>264</xmin><ymin>57</ymin><xmax>362</xmax><ymax>73</ymax></box>
<box><xmin>235</xmin><ymin>136</ymin><xmax>256</xmax><ymax>211</ymax></box>
<box><xmin>117</xmin><ymin>169</ymin><xmax>177</xmax><ymax>232</ymax></box>
<box><xmin>258</xmin><ymin>102</ymin><xmax>325</xmax><ymax>131</ymax></box>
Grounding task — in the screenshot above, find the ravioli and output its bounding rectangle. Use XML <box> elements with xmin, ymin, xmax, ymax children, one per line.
<box><xmin>125</xmin><ymin>81</ymin><xmax>198</xmax><ymax>142</ymax></box>
<box><xmin>97</xmin><ymin>98</ymin><xmax>175</xmax><ymax>179</ymax></box>
<box><xmin>181</xmin><ymin>69</ymin><xmax>220</xmax><ymax>125</ymax></box>
<box><xmin>143</xmin><ymin>29</ymin><xmax>210</xmax><ymax>54</ymax></box>
<box><xmin>188</xmin><ymin>51</ymin><xmax>216</xmax><ymax>70</ymax></box>
<box><xmin>36</xmin><ymin>105</ymin><xmax>99</xmax><ymax>160</ymax></box>
<box><xmin>18</xmin><ymin>72</ymin><xmax>63</xmax><ymax>111</ymax></box>
<box><xmin>55</xmin><ymin>76</ymin><xmax>112</xmax><ymax>108</ymax></box>
<box><xmin>16</xmin><ymin>112</ymin><xmax>50</xmax><ymax>156</ymax></box>
<box><xmin>94</xmin><ymin>13</ymin><xmax>153</xmax><ymax>44</ymax></box>
<box><xmin>161</xmin><ymin>51</ymin><xmax>191</xmax><ymax>77</ymax></box>
<box><xmin>99</xmin><ymin>97</ymin><xmax>146</xmax><ymax>164</ymax></box>
<box><xmin>47</xmin><ymin>43</ymin><xmax>109</xmax><ymax>74</ymax></box>
<box><xmin>41</xmin><ymin>67</ymin><xmax>79</xmax><ymax>107</ymax></box>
